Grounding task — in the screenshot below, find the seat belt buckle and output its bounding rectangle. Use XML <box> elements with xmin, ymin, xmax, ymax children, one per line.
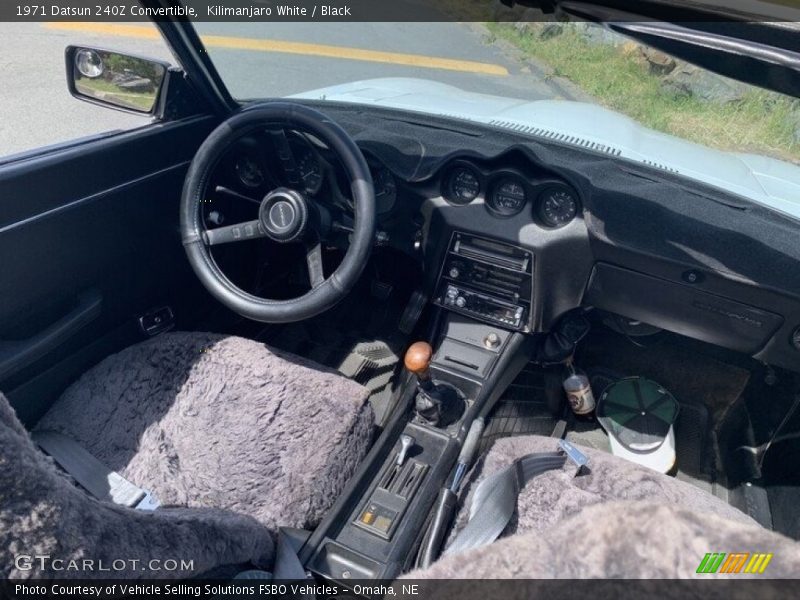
<box><xmin>135</xmin><ymin>490</ymin><xmax>161</xmax><ymax>511</ymax></box>
<box><xmin>134</xmin><ymin>490</ymin><xmax>161</xmax><ymax>510</ymax></box>
<box><xmin>558</xmin><ymin>439</ymin><xmax>589</xmax><ymax>477</ymax></box>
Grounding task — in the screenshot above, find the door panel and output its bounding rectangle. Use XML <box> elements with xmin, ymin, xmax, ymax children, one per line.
<box><xmin>0</xmin><ymin>116</ymin><xmax>219</xmax><ymax>424</ymax></box>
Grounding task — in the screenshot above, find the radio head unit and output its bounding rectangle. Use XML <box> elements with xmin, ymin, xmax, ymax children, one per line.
<box><xmin>434</xmin><ymin>232</ymin><xmax>533</xmax><ymax>331</ymax></box>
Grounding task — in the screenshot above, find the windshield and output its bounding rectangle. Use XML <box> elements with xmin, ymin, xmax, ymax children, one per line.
<box><xmin>200</xmin><ymin>20</ymin><xmax>798</xmax><ymax>165</ymax></box>
<box><xmin>194</xmin><ymin>15</ymin><xmax>800</xmax><ymax>218</ymax></box>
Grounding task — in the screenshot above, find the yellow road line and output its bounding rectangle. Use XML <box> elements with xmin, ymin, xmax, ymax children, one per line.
<box><xmin>45</xmin><ymin>22</ymin><xmax>509</xmax><ymax>76</ymax></box>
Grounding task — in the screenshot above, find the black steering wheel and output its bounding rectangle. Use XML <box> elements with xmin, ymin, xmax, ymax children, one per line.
<box><xmin>180</xmin><ymin>103</ymin><xmax>376</xmax><ymax>323</ymax></box>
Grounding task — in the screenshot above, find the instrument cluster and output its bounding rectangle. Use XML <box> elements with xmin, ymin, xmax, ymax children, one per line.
<box><xmin>227</xmin><ymin>131</ymin><xmax>398</xmax><ymax>216</ymax></box>
<box><xmin>440</xmin><ymin>160</ymin><xmax>581</xmax><ymax>228</ymax></box>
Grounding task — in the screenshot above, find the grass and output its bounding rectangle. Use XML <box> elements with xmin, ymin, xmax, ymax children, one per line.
<box><xmin>486</xmin><ymin>22</ymin><xmax>800</xmax><ymax>163</ymax></box>
<box><xmin>76</xmin><ymin>76</ymin><xmax>155</xmax><ymax>112</ymax></box>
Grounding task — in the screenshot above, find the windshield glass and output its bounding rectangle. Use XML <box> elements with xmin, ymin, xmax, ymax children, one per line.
<box><xmin>197</xmin><ymin>17</ymin><xmax>800</xmax><ymax>214</ymax></box>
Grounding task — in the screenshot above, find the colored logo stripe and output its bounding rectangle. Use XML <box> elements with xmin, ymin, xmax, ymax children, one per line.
<box><xmin>720</xmin><ymin>553</ymin><xmax>749</xmax><ymax>573</ymax></box>
<box><xmin>744</xmin><ymin>553</ymin><xmax>774</xmax><ymax>574</ymax></box>
<box><xmin>697</xmin><ymin>552</ymin><xmax>773</xmax><ymax>574</ymax></box>
<box><xmin>697</xmin><ymin>553</ymin><xmax>726</xmax><ymax>573</ymax></box>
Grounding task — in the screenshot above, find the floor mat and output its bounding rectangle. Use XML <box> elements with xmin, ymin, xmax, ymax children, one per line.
<box><xmin>479</xmin><ymin>400</ymin><xmax>556</xmax><ymax>455</ymax></box>
<box><xmin>256</xmin><ymin>283</ymin><xmax>410</xmax><ymax>423</ymax></box>
<box><xmin>579</xmin><ymin>328</ymin><xmax>751</xmax><ymax>432</ymax></box>
<box><xmin>481</xmin><ymin>360</ymin><xmax>722</xmax><ymax>496</ymax></box>
<box><xmin>762</xmin><ymin>410</ymin><xmax>800</xmax><ymax>539</ymax></box>
<box><xmin>478</xmin><ymin>364</ymin><xmax>556</xmax><ymax>454</ymax></box>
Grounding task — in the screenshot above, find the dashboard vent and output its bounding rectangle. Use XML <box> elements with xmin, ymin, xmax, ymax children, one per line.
<box><xmin>642</xmin><ymin>159</ymin><xmax>679</xmax><ymax>174</ymax></box>
<box><xmin>488</xmin><ymin>120</ymin><xmax>623</xmax><ymax>156</ymax></box>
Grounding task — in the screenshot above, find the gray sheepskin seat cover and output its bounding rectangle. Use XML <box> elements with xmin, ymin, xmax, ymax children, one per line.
<box><xmin>408</xmin><ymin>435</ymin><xmax>800</xmax><ymax>581</ymax></box>
<box><xmin>408</xmin><ymin>500</ymin><xmax>800</xmax><ymax>581</ymax></box>
<box><xmin>35</xmin><ymin>332</ymin><xmax>374</xmax><ymax>534</ymax></box>
<box><xmin>0</xmin><ymin>392</ymin><xmax>273</xmax><ymax>580</ymax></box>
<box><xmin>448</xmin><ymin>435</ymin><xmax>754</xmax><ymax>543</ymax></box>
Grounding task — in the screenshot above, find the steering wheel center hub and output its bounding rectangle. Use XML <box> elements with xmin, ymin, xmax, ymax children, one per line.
<box><xmin>259</xmin><ymin>187</ymin><xmax>308</xmax><ymax>243</ymax></box>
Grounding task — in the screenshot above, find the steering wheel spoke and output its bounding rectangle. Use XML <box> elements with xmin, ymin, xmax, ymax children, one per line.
<box><xmin>214</xmin><ymin>185</ymin><xmax>262</xmax><ymax>206</ymax></box>
<box><xmin>305</xmin><ymin>241</ymin><xmax>325</xmax><ymax>289</ymax></box>
<box><xmin>203</xmin><ymin>220</ymin><xmax>267</xmax><ymax>246</ymax></box>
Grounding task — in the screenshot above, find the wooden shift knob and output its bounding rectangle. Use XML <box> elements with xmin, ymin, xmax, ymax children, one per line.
<box><xmin>404</xmin><ymin>341</ymin><xmax>433</xmax><ymax>379</ymax></box>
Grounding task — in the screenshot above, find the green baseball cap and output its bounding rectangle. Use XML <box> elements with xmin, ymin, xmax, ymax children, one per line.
<box><xmin>597</xmin><ymin>377</ymin><xmax>680</xmax><ymax>473</ymax></box>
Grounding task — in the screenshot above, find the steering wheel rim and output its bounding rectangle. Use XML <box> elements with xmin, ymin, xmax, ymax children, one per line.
<box><xmin>180</xmin><ymin>102</ymin><xmax>376</xmax><ymax>323</ymax></box>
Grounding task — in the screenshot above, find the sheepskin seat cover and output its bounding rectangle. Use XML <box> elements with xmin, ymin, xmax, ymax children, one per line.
<box><xmin>0</xmin><ymin>392</ymin><xmax>273</xmax><ymax>580</ymax></box>
<box><xmin>409</xmin><ymin>500</ymin><xmax>800</xmax><ymax>581</ymax></box>
<box><xmin>448</xmin><ymin>435</ymin><xmax>755</xmax><ymax>545</ymax></box>
<box><xmin>35</xmin><ymin>332</ymin><xmax>374</xmax><ymax>534</ymax></box>
<box><xmin>411</xmin><ymin>436</ymin><xmax>800</xmax><ymax>580</ymax></box>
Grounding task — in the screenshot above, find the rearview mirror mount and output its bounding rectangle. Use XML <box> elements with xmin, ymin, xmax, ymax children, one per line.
<box><xmin>66</xmin><ymin>46</ymin><xmax>170</xmax><ymax>116</ymax></box>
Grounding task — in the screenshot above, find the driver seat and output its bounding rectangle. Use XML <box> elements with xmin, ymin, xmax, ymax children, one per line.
<box><xmin>16</xmin><ymin>332</ymin><xmax>373</xmax><ymax>569</ymax></box>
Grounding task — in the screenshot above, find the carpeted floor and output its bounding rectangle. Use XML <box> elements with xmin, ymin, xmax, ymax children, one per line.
<box><xmin>479</xmin><ymin>326</ymin><xmax>752</xmax><ymax>503</ymax></box>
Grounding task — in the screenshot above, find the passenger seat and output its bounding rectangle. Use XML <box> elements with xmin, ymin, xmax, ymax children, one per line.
<box><xmin>408</xmin><ymin>435</ymin><xmax>800</xmax><ymax>578</ymax></box>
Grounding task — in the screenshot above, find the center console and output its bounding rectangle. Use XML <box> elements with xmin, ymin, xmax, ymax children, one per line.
<box><xmin>299</xmin><ymin>231</ymin><xmax>536</xmax><ymax>581</ymax></box>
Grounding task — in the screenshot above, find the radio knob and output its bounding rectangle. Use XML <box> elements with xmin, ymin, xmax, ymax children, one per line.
<box><xmin>449</xmin><ymin>267</ymin><xmax>460</xmax><ymax>279</ymax></box>
<box><xmin>455</xmin><ymin>296</ymin><xmax>466</xmax><ymax>308</ymax></box>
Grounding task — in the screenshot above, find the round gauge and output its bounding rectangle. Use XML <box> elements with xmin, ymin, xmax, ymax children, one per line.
<box><xmin>488</xmin><ymin>177</ymin><xmax>527</xmax><ymax>216</ymax></box>
<box><xmin>372</xmin><ymin>165</ymin><xmax>397</xmax><ymax>215</ymax></box>
<box><xmin>295</xmin><ymin>146</ymin><xmax>324</xmax><ymax>194</ymax></box>
<box><xmin>538</xmin><ymin>185</ymin><xmax>579</xmax><ymax>227</ymax></box>
<box><xmin>445</xmin><ymin>166</ymin><xmax>480</xmax><ymax>205</ymax></box>
<box><xmin>235</xmin><ymin>156</ymin><xmax>264</xmax><ymax>189</ymax></box>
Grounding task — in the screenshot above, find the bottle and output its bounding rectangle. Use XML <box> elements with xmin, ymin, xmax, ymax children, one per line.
<box><xmin>562</xmin><ymin>361</ymin><xmax>596</xmax><ymax>419</ymax></box>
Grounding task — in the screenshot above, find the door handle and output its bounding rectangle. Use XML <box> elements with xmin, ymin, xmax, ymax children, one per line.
<box><xmin>0</xmin><ymin>289</ymin><xmax>103</xmax><ymax>382</ymax></box>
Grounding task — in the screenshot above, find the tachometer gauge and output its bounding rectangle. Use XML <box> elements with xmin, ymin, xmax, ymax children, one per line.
<box><xmin>372</xmin><ymin>165</ymin><xmax>397</xmax><ymax>214</ymax></box>
<box><xmin>488</xmin><ymin>176</ymin><xmax>527</xmax><ymax>216</ymax></box>
<box><xmin>235</xmin><ymin>156</ymin><xmax>265</xmax><ymax>189</ymax></box>
<box><xmin>445</xmin><ymin>166</ymin><xmax>480</xmax><ymax>205</ymax></box>
<box><xmin>295</xmin><ymin>146</ymin><xmax>323</xmax><ymax>194</ymax></box>
<box><xmin>538</xmin><ymin>185</ymin><xmax>579</xmax><ymax>228</ymax></box>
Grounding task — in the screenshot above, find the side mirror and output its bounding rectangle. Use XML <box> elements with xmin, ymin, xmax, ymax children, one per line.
<box><xmin>66</xmin><ymin>46</ymin><xmax>170</xmax><ymax>116</ymax></box>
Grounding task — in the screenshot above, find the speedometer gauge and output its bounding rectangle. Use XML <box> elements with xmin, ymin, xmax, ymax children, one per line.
<box><xmin>295</xmin><ymin>146</ymin><xmax>323</xmax><ymax>194</ymax></box>
<box><xmin>538</xmin><ymin>185</ymin><xmax>579</xmax><ymax>228</ymax></box>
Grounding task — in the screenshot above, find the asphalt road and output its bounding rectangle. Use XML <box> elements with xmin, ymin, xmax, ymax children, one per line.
<box><xmin>0</xmin><ymin>21</ymin><xmax>565</xmax><ymax>158</ymax></box>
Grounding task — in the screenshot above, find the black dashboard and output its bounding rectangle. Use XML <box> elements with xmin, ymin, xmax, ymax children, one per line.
<box><xmin>203</xmin><ymin>102</ymin><xmax>800</xmax><ymax>374</ymax></box>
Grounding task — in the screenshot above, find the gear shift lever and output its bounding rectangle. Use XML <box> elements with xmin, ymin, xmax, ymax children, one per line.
<box><xmin>404</xmin><ymin>341</ymin><xmax>464</xmax><ymax>427</ymax></box>
<box><xmin>404</xmin><ymin>341</ymin><xmax>434</xmax><ymax>391</ymax></box>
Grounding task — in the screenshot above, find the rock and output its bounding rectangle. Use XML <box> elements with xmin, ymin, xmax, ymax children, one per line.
<box><xmin>513</xmin><ymin>20</ymin><xmax>530</xmax><ymax>33</ymax></box>
<box><xmin>640</xmin><ymin>46</ymin><xmax>677</xmax><ymax>75</ymax></box>
<box><xmin>539</xmin><ymin>22</ymin><xmax>564</xmax><ymax>40</ymax></box>
<box><xmin>574</xmin><ymin>22</ymin><xmax>627</xmax><ymax>47</ymax></box>
<box><xmin>662</xmin><ymin>64</ymin><xmax>747</xmax><ymax>104</ymax></box>
<box><xmin>512</xmin><ymin>10</ymin><xmax>555</xmax><ymax>36</ymax></box>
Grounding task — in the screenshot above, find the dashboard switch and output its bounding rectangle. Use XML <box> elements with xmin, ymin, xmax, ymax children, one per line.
<box><xmin>484</xmin><ymin>332</ymin><xmax>501</xmax><ymax>349</ymax></box>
